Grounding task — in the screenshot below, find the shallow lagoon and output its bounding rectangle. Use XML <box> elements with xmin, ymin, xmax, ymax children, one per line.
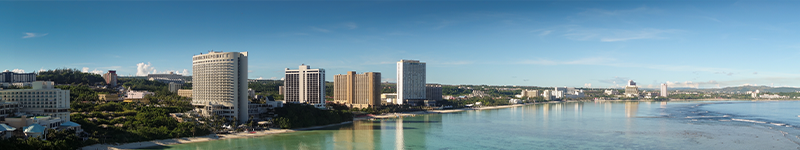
<box><xmin>147</xmin><ymin>101</ymin><xmax>800</xmax><ymax>150</ymax></box>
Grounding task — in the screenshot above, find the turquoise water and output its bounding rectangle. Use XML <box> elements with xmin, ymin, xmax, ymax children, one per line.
<box><xmin>147</xmin><ymin>101</ymin><xmax>800</xmax><ymax>150</ymax></box>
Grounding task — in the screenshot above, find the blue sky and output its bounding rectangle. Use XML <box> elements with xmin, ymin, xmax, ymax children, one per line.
<box><xmin>3</xmin><ymin>1</ymin><xmax>800</xmax><ymax>88</ymax></box>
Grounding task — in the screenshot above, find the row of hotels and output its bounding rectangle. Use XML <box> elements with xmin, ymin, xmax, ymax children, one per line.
<box><xmin>187</xmin><ymin>51</ymin><xmax>442</xmax><ymax>124</ymax></box>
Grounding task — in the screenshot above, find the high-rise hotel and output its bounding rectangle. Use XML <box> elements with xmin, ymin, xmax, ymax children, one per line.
<box><xmin>397</xmin><ymin>60</ymin><xmax>426</xmax><ymax>105</ymax></box>
<box><xmin>192</xmin><ymin>51</ymin><xmax>249</xmax><ymax>124</ymax></box>
<box><xmin>333</xmin><ymin>71</ymin><xmax>381</xmax><ymax>108</ymax></box>
<box><xmin>284</xmin><ymin>64</ymin><xmax>326</xmax><ymax>104</ymax></box>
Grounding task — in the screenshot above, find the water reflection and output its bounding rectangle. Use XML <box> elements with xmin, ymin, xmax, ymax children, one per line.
<box><xmin>625</xmin><ymin>101</ymin><xmax>639</xmax><ymax>118</ymax></box>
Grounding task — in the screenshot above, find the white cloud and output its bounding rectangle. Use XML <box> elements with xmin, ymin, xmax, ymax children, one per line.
<box><xmin>22</xmin><ymin>33</ymin><xmax>48</xmax><ymax>39</ymax></box>
<box><xmin>578</xmin><ymin>6</ymin><xmax>652</xmax><ymax>17</ymax></box>
<box><xmin>38</xmin><ymin>68</ymin><xmax>47</xmax><ymax>73</ymax></box>
<box><xmin>136</xmin><ymin>62</ymin><xmax>156</xmax><ymax>76</ymax></box>
<box><xmin>564</xmin><ymin>28</ymin><xmax>680</xmax><ymax>42</ymax></box>
<box><xmin>269</xmin><ymin>77</ymin><xmax>277</xmax><ymax>80</ymax></box>
<box><xmin>81</xmin><ymin>67</ymin><xmax>103</xmax><ymax>75</ymax></box>
<box><xmin>11</xmin><ymin>69</ymin><xmax>26</xmax><ymax>73</ymax></box>
<box><xmin>257</xmin><ymin>77</ymin><xmax>263</xmax><ymax>80</ymax></box>
<box><xmin>342</xmin><ymin>22</ymin><xmax>358</xmax><ymax>29</ymax></box>
<box><xmin>539</xmin><ymin>30</ymin><xmax>552</xmax><ymax>36</ymax></box>
<box><xmin>584</xmin><ymin>83</ymin><xmax>592</xmax><ymax>88</ymax></box>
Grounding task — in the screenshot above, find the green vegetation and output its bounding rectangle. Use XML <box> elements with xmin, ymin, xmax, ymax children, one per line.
<box><xmin>248</xmin><ymin>80</ymin><xmax>283</xmax><ymax>101</ymax></box>
<box><xmin>0</xmin><ymin>129</ymin><xmax>83</xmax><ymax>150</ymax></box>
<box><xmin>382</xmin><ymin>83</ymin><xmax>396</xmax><ymax>93</ymax></box>
<box><xmin>442</xmin><ymin>85</ymin><xmax>471</xmax><ymax>96</ymax></box>
<box><xmin>37</xmin><ymin>69</ymin><xmax>104</xmax><ymax>85</ymax></box>
<box><xmin>70</xmin><ymin>103</ymin><xmax>211</xmax><ymax>144</ymax></box>
<box><xmin>272</xmin><ymin>103</ymin><xmax>353</xmax><ymax>129</ymax></box>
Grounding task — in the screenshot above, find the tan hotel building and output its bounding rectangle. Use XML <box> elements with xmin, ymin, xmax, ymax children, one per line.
<box><xmin>333</xmin><ymin>71</ymin><xmax>381</xmax><ymax>108</ymax></box>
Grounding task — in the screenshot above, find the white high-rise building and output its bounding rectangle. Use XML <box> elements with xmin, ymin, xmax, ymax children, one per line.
<box><xmin>397</xmin><ymin>60</ymin><xmax>426</xmax><ymax>105</ymax></box>
<box><xmin>284</xmin><ymin>64</ymin><xmax>326</xmax><ymax>104</ymax></box>
<box><xmin>660</xmin><ymin>83</ymin><xmax>668</xmax><ymax>97</ymax></box>
<box><xmin>191</xmin><ymin>51</ymin><xmax>249</xmax><ymax>124</ymax></box>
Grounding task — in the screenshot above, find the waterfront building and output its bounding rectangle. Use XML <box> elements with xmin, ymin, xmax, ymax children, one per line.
<box><xmin>147</xmin><ymin>72</ymin><xmax>186</xmax><ymax>84</ymax></box>
<box><xmin>169</xmin><ymin>82</ymin><xmax>182</xmax><ymax>93</ymax></box>
<box><xmin>284</xmin><ymin>64</ymin><xmax>326</xmax><ymax>104</ymax></box>
<box><xmin>625</xmin><ymin>80</ymin><xmax>639</xmax><ymax>97</ymax></box>
<box><xmin>381</xmin><ymin>93</ymin><xmax>398</xmax><ymax>104</ymax></box>
<box><xmin>660</xmin><ymin>83</ymin><xmax>668</xmax><ymax>97</ymax></box>
<box><xmin>333</xmin><ymin>71</ymin><xmax>381</xmax><ymax>108</ymax></box>
<box><xmin>191</xmin><ymin>51</ymin><xmax>249</xmax><ymax>124</ymax></box>
<box><xmin>247</xmin><ymin>101</ymin><xmax>283</xmax><ymax>122</ymax></box>
<box><xmin>604</xmin><ymin>90</ymin><xmax>619</xmax><ymax>95</ymax></box>
<box><xmin>425</xmin><ymin>84</ymin><xmax>442</xmax><ymax>101</ymax></box>
<box><xmin>0</xmin><ymin>70</ymin><xmax>36</xmax><ymax>87</ymax></box>
<box><xmin>177</xmin><ymin>89</ymin><xmax>192</xmax><ymax>98</ymax></box>
<box><xmin>397</xmin><ymin>60</ymin><xmax>426</xmax><ymax>105</ymax></box>
<box><xmin>0</xmin><ymin>81</ymin><xmax>70</xmax><ymax>122</ymax></box>
<box><xmin>102</xmin><ymin>70</ymin><xmax>118</xmax><ymax>87</ymax></box>
<box><xmin>542</xmin><ymin>90</ymin><xmax>554</xmax><ymax>100</ymax></box>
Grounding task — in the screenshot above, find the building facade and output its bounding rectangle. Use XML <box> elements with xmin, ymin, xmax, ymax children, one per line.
<box><xmin>148</xmin><ymin>72</ymin><xmax>186</xmax><ymax>84</ymax></box>
<box><xmin>660</xmin><ymin>83</ymin><xmax>668</xmax><ymax>97</ymax></box>
<box><xmin>425</xmin><ymin>84</ymin><xmax>442</xmax><ymax>101</ymax></box>
<box><xmin>177</xmin><ymin>89</ymin><xmax>192</xmax><ymax>98</ymax></box>
<box><xmin>625</xmin><ymin>80</ymin><xmax>639</xmax><ymax>97</ymax></box>
<box><xmin>0</xmin><ymin>81</ymin><xmax>70</xmax><ymax>122</ymax></box>
<box><xmin>169</xmin><ymin>82</ymin><xmax>182</xmax><ymax>93</ymax></box>
<box><xmin>333</xmin><ymin>71</ymin><xmax>381</xmax><ymax>108</ymax></box>
<box><xmin>102</xmin><ymin>70</ymin><xmax>118</xmax><ymax>87</ymax></box>
<box><xmin>397</xmin><ymin>60</ymin><xmax>426</xmax><ymax>105</ymax></box>
<box><xmin>0</xmin><ymin>70</ymin><xmax>36</xmax><ymax>87</ymax></box>
<box><xmin>192</xmin><ymin>51</ymin><xmax>249</xmax><ymax>124</ymax></box>
<box><xmin>284</xmin><ymin>64</ymin><xmax>326</xmax><ymax>104</ymax></box>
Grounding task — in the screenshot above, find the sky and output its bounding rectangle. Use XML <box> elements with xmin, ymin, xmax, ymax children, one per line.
<box><xmin>3</xmin><ymin>1</ymin><xmax>800</xmax><ymax>89</ymax></box>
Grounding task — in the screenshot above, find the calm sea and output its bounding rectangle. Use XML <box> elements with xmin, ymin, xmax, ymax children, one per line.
<box><xmin>145</xmin><ymin>101</ymin><xmax>800</xmax><ymax>150</ymax></box>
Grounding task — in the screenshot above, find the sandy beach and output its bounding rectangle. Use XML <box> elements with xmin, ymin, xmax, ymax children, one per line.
<box><xmin>81</xmin><ymin>121</ymin><xmax>354</xmax><ymax>150</ymax></box>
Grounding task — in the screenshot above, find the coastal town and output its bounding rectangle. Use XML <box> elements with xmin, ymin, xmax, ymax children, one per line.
<box><xmin>1</xmin><ymin>52</ymin><xmax>799</xmax><ymax>149</ymax></box>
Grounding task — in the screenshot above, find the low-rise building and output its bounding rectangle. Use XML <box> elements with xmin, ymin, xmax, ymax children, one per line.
<box><xmin>425</xmin><ymin>84</ymin><xmax>442</xmax><ymax>101</ymax></box>
<box><xmin>381</xmin><ymin>93</ymin><xmax>398</xmax><ymax>104</ymax></box>
<box><xmin>247</xmin><ymin>101</ymin><xmax>283</xmax><ymax>122</ymax></box>
<box><xmin>177</xmin><ymin>89</ymin><xmax>192</xmax><ymax>98</ymax></box>
<box><xmin>0</xmin><ymin>81</ymin><xmax>71</xmax><ymax>121</ymax></box>
<box><xmin>124</xmin><ymin>90</ymin><xmax>155</xmax><ymax>103</ymax></box>
<box><xmin>0</xmin><ymin>124</ymin><xmax>15</xmax><ymax>139</ymax></box>
<box><xmin>169</xmin><ymin>82</ymin><xmax>183</xmax><ymax>93</ymax></box>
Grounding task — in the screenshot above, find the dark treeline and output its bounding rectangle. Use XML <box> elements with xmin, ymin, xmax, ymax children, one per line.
<box><xmin>36</xmin><ymin>69</ymin><xmax>104</xmax><ymax>85</ymax></box>
<box><xmin>272</xmin><ymin>103</ymin><xmax>353</xmax><ymax>129</ymax></box>
<box><xmin>442</xmin><ymin>85</ymin><xmax>472</xmax><ymax>96</ymax></box>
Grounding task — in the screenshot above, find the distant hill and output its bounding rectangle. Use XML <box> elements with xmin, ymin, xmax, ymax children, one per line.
<box><xmin>664</xmin><ymin>86</ymin><xmax>800</xmax><ymax>93</ymax></box>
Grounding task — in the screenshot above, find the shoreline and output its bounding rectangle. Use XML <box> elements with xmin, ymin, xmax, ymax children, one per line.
<box><xmin>82</xmin><ymin>99</ymin><xmax>797</xmax><ymax>149</ymax></box>
<box><xmin>81</xmin><ymin>121</ymin><xmax>355</xmax><ymax>150</ymax></box>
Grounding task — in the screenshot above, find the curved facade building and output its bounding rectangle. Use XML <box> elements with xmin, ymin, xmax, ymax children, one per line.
<box><xmin>192</xmin><ymin>51</ymin><xmax>248</xmax><ymax>123</ymax></box>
